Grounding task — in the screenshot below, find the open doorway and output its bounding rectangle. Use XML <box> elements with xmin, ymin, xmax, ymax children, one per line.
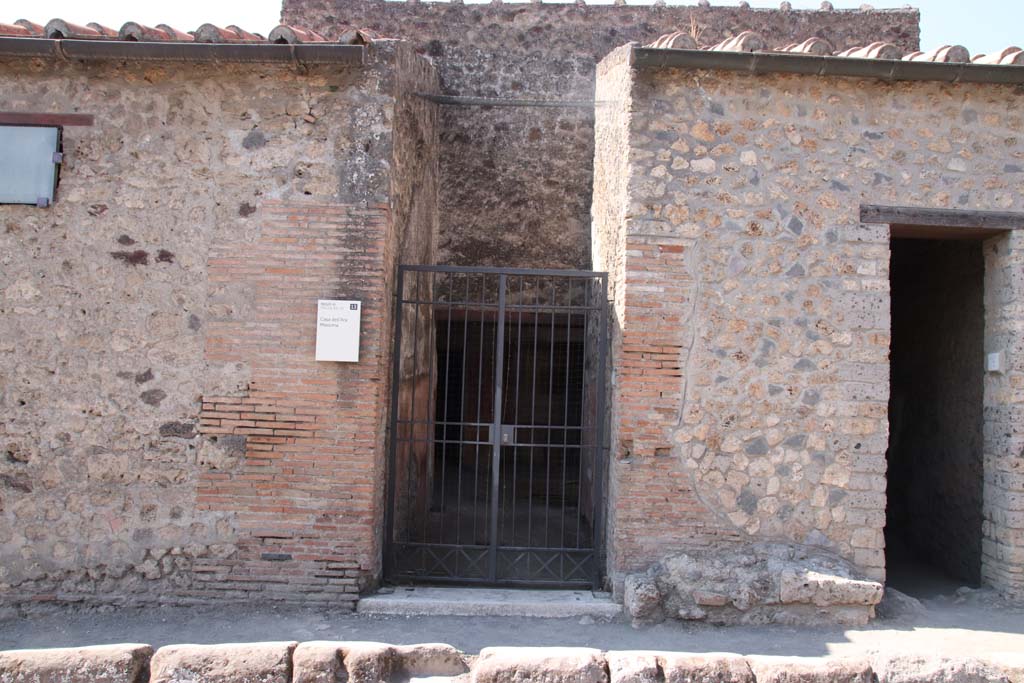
<box><xmin>886</xmin><ymin>236</ymin><xmax>985</xmax><ymax>597</ymax></box>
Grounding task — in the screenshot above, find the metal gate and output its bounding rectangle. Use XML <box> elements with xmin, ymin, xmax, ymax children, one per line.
<box><xmin>385</xmin><ymin>266</ymin><xmax>608</xmax><ymax>587</ymax></box>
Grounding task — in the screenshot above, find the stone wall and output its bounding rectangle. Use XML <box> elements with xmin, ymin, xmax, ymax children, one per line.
<box><xmin>593</xmin><ymin>46</ymin><xmax>634</xmax><ymax>564</ymax></box>
<box><xmin>982</xmin><ymin>228</ymin><xmax>1024</xmax><ymax>597</ymax></box>
<box><xmin>383</xmin><ymin>41</ymin><xmax>443</xmax><ymax>580</ymax></box>
<box><xmin>888</xmin><ymin>239</ymin><xmax>985</xmax><ymax>585</ymax></box>
<box><xmin>0</xmin><ymin>42</ymin><xmax>439</xmax><ymax>607</ymax></box>
<box><xmin>593</xmin><ymin>47</ymin><xmax>1024</xmax><ymax>598</ymax></box>
<box><xmin>283</xmin><ymin>0</ymin><xmax>920</xmax><ymax>269</ymax></box>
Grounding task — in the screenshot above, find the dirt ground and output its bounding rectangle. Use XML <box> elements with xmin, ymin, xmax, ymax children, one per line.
<box><xmin>1</xmin><ymin>586</ymin><xmax>1023</xmax><ymax>658</ymax></box>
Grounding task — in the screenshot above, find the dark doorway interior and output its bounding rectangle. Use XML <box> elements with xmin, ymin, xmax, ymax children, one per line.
<box><xmin>432</xmin><ymin>315</ymin><xmax>589</xmax><ymax>550</ymax></box>
<box><xmin>886</xmin><ymin>238</ymin><xmax>985</xmax><ymax>596</ymax></box>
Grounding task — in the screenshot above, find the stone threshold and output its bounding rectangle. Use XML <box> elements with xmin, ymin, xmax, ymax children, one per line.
<box><xmin>356</xmin><ymin>586</ymin><xmax>623</xmax><ymax>619</ymax></box>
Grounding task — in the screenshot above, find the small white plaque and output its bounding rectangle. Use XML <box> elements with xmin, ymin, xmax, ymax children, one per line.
<box><xmin>315</xmin><ymin>300</ymin><xmax>361</xmax><ymax>362</ymax></box>
<box><xmin>986</xmin><ymin>351</ymin><xmax>1005</xmax><ymax>374</ymax></box>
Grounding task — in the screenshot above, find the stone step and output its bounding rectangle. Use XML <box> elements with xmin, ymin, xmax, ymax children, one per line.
<box><xmin>356</xmin><ymin>587</ymin><xmax>622</xmax><ymax>620</ymax></box>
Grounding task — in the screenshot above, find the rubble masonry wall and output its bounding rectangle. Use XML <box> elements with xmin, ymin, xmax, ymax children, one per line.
<box><xmin>593</xmin><ymin>46</ymin><xmax>1024</xmax><ymax>598</ymax></box>
<box><xmin>284</xmin><ymin>0</ymin><xmax>920</xmax><ymax>269</ymax></box>
<box><xmin>0</xmin><ymin>43</ymin><xmax>440</xmax><ymax>607</ymax></box>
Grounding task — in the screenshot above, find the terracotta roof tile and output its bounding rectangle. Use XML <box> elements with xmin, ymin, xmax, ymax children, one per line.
<box><xmin>268</xmin><ymin>25</ymin><xmax>329</xmax><ymax>44</ymax></box>
<box><xmin>119</xmin><ymin>22</ymin><xmax>192</xmax><ymax>42</ymax></box>
<box><xmin>973</xmin><ymin>47</ymin><xmax>1024</xmax><ymax>65</ymax></box>
<box><xmin>837</xmin><ymin>41</ymin><xmax>903</xmax><ymax>59</ymax></box>
<box><xmin>1</xmin><ymin>19</ymin><xmax>384</xmax><ymax>44</ymax></box>
<box><xmin>645</xmin><ymin>31</ymin><xmax>697</xmax><ymax>50</ymax></box>
<box><xmin>155</xmin><ymin>24</ymin><xmax>194</xmax><ymax>41</ymax></box>
<box><xmin>88</xmin><ymin>22</ymin><xmax>119</xmax><ymax>38</ymax></box>
<box><xmin>0</xmin><ymin>22</ymin><xmax>34</xmax><ymax>37</ymax></box>
<box><xmin>645</xmin><ymin>30</ymin><xmax>1024</xmax><ymax>68</ymax></box>
<box><xmin>14</xmin><ymin>19</ymin><xmax>45</xmax><ymax>36</ymax></box>
<box><xmin>193</xmin><ymin>24</ymin><xmax>263</xmax><ymax>43</ymax></box>
<box><xmin>337</xmin><ymin>28</ymin><xmax>382</xmax><ymax>45</ymax></box>
<box><xmin>708</xmin><ymin>30</ymin><xmax>765</xmax><ymax>53</ymax></box>
<box><xmin>903</xmin><ymin>45</ymin><xmax>970</xmax><ymax>62</ymax></box>
<box><xmin>44</xmin><ymin>19</ymin><xmax>116</xmax><ymax>39</ymax></box>
<box><xmin>777</xmin><ymin>37</ymin><xmax>834</xmax><ymax>55</ymax></box>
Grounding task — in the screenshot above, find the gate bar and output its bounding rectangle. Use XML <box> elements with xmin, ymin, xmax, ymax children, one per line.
<box><xmin>592</xmin><ymin>274</ymin><xmax>610</xmax><ymax>587</ymax></box>
<box><xmin>488</xmin><ymin>273</ymin><xmax>507</xmax><ymax>581</ymax></box>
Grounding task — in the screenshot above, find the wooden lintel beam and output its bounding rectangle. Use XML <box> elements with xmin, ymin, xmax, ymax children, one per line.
<box><xmin>0</xmin><ymin>112</ymin><xmax>94</xmax><ymax>127</ymax></box>
<box><xmin>861</xmin><ymin>204</ymin><xmax>1024</xmax><ymax>231</ymax></box>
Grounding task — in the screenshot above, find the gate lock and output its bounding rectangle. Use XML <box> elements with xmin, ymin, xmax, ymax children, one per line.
<box><xmin>500</xmin><ymin>425</ymin><xmax>515</xmax><ymax>446</ymax></box>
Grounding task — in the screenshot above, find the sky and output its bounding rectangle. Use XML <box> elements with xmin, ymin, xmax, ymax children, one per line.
<box><xmin>6</xmin><ymin>0</ymin><xmax>1022</xmax><ymax>55</ymax></box>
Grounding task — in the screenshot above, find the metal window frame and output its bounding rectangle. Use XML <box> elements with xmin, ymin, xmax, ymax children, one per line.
<box><xmin>0</xmin><ymin>123</ymin><xmax>63</xmax><ymax>207</ymax></box>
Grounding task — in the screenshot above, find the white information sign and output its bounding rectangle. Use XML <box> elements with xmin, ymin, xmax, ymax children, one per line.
<box><xmin>315</xmin><ymin>300</ymin><xmax>361</xmax><ymax>362</ymax></box>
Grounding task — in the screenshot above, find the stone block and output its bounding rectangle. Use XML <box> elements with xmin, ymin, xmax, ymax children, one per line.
<box><xmin>660</xmin><ymin>653</ymin><xmax>754</xmax><ymax>683</ymax></box>
<box><xmin>292</xmin><ymin>642</ymin><xmax>344</xmax><ymax>683</ymax></box>
<box><xmin>396</xmin><ymin>643</ymin><xmax>469</xmax><ymax>677</ymax></box>
<box><xmin>778</xmin><ymin>569</ymin><xmax>883</xmax><ymax>607</ymax></box>
<box><xmin>646</xmin><ymin>544</ymin><xmax>883</xmax><ymax>624</ymax></box>
<box><xmin>292</xmin><ymin>641</ymin><xmax>441</xmax><ymax>683</ymax></box>
<box><xmin>870</xmin><ymin>654</ymin><xmax>1021</xmax><ymax>683</ymax></box>
<box><xmin>473</xmin><ymin>647</ymin><xmax>607</xmax><ymax>683</ymax></box>
<box><xmin>748</xmin><ymin>656</ymin><xmax>874</xmax><ymax>683</ymax></box>
<box><xmin>624</xmin><ymin>574</ymin><xmax>663</xmax><ymax>624</ymax></box>
<box><xmin>340</xmin><ymin>642</ymin><xmax>401</xmax><ymax>683</ymax></box>
<box><xmin>607</xmin><ymin>652</ymin><xmax>661</xmax><ymax>683</ymax></box>
<box><xmin>149</xmin><ymin>642</ymin><xmax>296</xmax><ymax>683</ymax></box>
<box><xmin>0</xmin><ymin>643</ymin><xmax>152</xmax><ymax>683</ymax></box>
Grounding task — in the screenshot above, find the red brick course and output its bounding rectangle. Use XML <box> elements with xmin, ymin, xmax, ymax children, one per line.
<box><xmin>611</xmin><ymin>235</ymin><xmax>740</xmax><ymax>576</ymax></box>
<box><xmin>195</xmin><ymin>200</ymin><xmax>392</xmax><ymax>606</ymax></box>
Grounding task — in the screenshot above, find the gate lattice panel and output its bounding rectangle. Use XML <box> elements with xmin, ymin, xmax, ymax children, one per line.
<box><xmin>385</xmin><ymin>266</ymin><xmax>608</xmax><ymax>587</ymax></box>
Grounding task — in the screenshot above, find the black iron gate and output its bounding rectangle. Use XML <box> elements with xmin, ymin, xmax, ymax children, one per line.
<box><xmin>385</xmin><ymin>266</ymin><xmax>608</xmax><ymax>587</ymax></box>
